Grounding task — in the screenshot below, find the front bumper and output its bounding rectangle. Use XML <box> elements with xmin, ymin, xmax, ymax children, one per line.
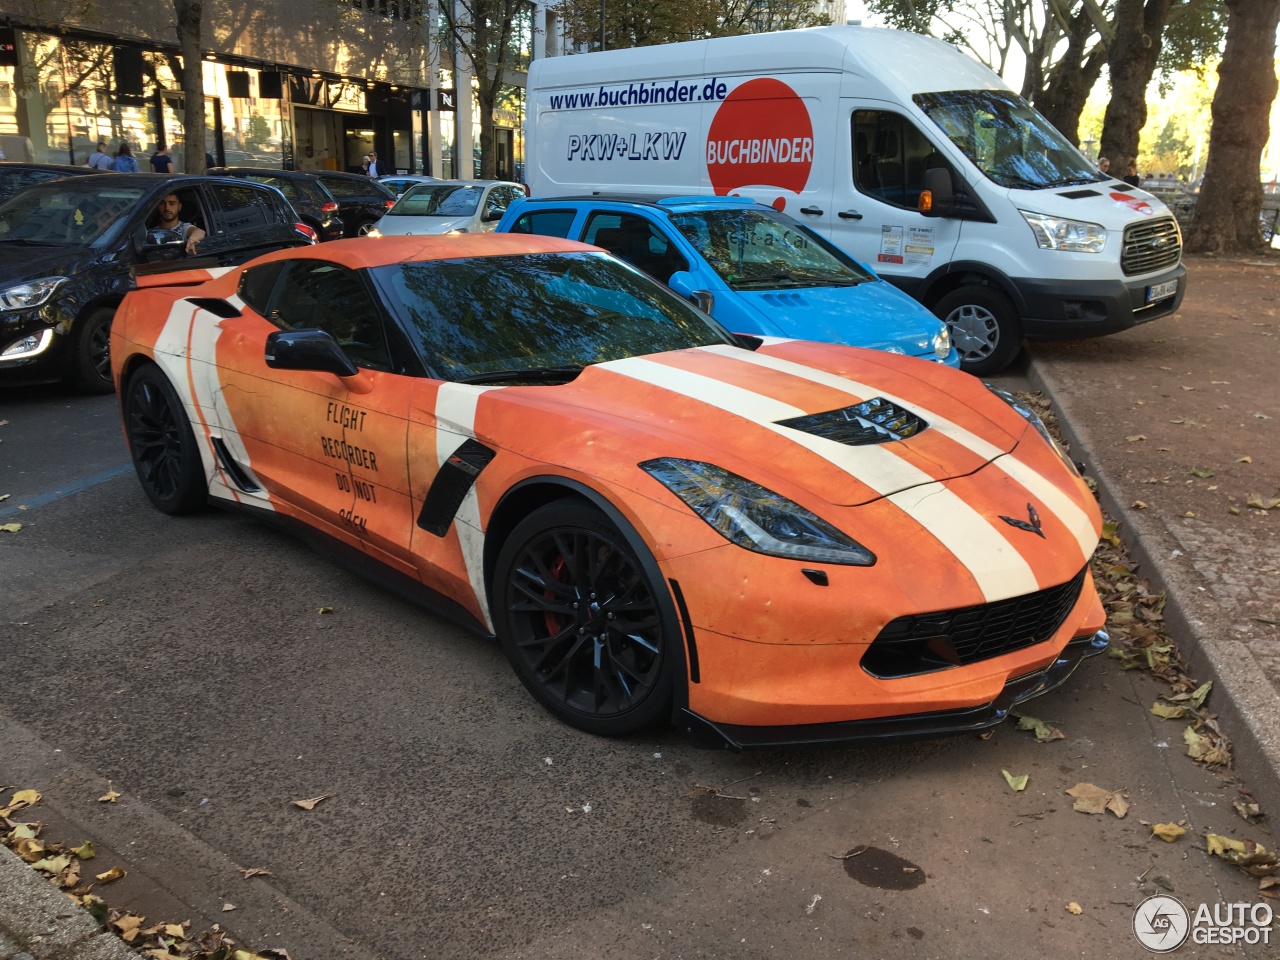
<box><xmin>0</xmin><ymin>311</ymin><xmax>66</xmax><ymax>382</ymax></box>
<box><xmin>679</xmin><ymin>630</ymin><xmax>1109</xmax><ymax>750</ymax></box>
<box><xmin>1017</xmin><ymin>263</ymin><xmax>1186</xmax><ymax>340</ymax></box>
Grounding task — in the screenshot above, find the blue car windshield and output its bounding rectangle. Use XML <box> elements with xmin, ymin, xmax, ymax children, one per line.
<box><xmin>372</xmin><ymin>252</ymin><xmax>735</xmax><ymax>382</ymax></box>
<box><xmin>914</xmin><ymin>90</ymin><xmax>1106</xmax><ymax>190</ymax></box>
<box><xmin>389</xmin><ymin>184</ymin><xmax>483</xmax><ymax>217</ymax></box>
<box><xmin>667</xmin><ymin>207</ymin><xmax>876</xmax><ymax>290</ymax></box>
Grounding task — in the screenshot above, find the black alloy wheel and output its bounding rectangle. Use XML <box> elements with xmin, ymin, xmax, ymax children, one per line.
<box><xmin>494</xmin><ymin>500</ymin><xmax>675</xmax><ymax>736</ymax></box>
<box><xmin>124</xmin><ymin>365</ymin><xmax>207</xmax><ymax>514</ymax></box>
<box><xmin>69</xmin><ymin>307</ymin><xmax>116</xmax><ymax>394</ymax></box>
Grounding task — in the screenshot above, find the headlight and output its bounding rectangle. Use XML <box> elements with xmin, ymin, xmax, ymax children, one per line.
<box><xmin>985</xmin><ymin>384</ymin><xmax>1078</xmax><ymax>474</ymax></box>
<box><xmin>640</xmin><ymin>457</ymin><xmax>875</xmax><ymax>566</ymax></box>
<box><xmin>932</xmin><ymin>325</ymin><xmax>951</xmax><ymax>359</ymax></box>
<box><xmin>1019</xmin><ymin>210</ymin><xmax>1106</xmax><ymax>254</ymax></box>
<box><xmin>0</xmin><ymin>277</ymin><xmax>66</xmax><ymax>311</ymax></box>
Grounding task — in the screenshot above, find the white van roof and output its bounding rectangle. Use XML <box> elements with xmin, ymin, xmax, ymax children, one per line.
<box><xmin>531</xmin><ymin>26</ymin><xmax>1010</xmax><ymax>101</ymax></box>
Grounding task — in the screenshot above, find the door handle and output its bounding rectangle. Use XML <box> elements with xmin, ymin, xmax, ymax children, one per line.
<box><xmin>799</xmin><ymin>206</ymin><xmax>823</xmax><ymax>216</ymax></box>
<box><xmin>838</xmin><ymin>209</ymin><xmax>864</xmax><ymax>220</ymax></box>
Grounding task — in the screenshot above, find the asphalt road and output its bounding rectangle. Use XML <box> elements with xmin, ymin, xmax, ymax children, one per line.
<box><xmin>0</xmin><ymin>377</ymin><xmax>1271</xmax><ymax>960</ymax></box>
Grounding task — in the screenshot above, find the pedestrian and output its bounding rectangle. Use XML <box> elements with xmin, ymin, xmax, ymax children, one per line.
<box><xmin>1122</xmin><ymin>160</ymin><xmax>1140</xmax><ymax>188</ymax></box>
<box><xmin>85</xmin><ymin>140</ymin><xmax>113</xmax><ymax>170</ymax></box>
<box><xmin>150</xmin><ymin>144</ymin><xmax>174</xmax><ymax>174</ymax></box>
<box><xmin>112</xmin><ymin>142</ymin><xmax>139</xmax><ymax>172</ymax></box>
<box><xmin>1097</xmin><ymin>156</ymin><xmax>1110</xmax><ymax>175</ymax></box>
<box><xmin>365</xmin><ymin>150</ymin><xmax>382</xmax><ymax>177</ymax></box>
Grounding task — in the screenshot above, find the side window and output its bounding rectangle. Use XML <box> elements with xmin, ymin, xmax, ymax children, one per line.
<box><xmin>268</xmin><ymin>261</ymin><xmax>393</xmax><ymax>372</ymax></box>
<box><xmin>320</xmin><ymin>176</ymin><xmax>363</xmax><ymax>198</ymax></box>
<box><xmin>209</xmin><ymin>184</ymin><xmax>272</xmax><ymax>232</ymax></box>
<box><xmin>146</xmin><ymin>186</ymin><xmax>208</xmax><ymax>233</ymax></box>
<box><xmin>238</xmin><ymin>261</ymin><xmax>286</xmax><ymax>315</ymax></box>
<box><xmin>583</xmin><ymin>212</ymin><xmax>688</xmax><ymax>285</ymax></box>
<box><xmin>851</xmin><ymin>110</ymin><xmax>947</xmax><ymax>210</ymax></box>
<box><xmin>487</xmin><ymin>185</ymin><xmax>522</xmax><ymax>215</ymax></box>
<box><xmin>509</xmin><ymin>209</ymin><xmax>575</xmax><ymax>237</ymax></box>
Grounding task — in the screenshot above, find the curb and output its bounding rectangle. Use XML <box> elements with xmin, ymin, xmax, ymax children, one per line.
<box><xmin>0</xmin><ymin>845</ymin><xmax>134</xmax><ymax>960</ymax></box>
<box><xmin>1025</xmin><ymin>354</ymin><xmax>1280</xmax><ymax>812</ymax></box>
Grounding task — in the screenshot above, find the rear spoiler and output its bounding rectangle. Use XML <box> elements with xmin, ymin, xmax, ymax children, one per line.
<box><xmin>132</xmin><ymin>257</ymin><xmax>229</xmax><ymax>288</ymax></box>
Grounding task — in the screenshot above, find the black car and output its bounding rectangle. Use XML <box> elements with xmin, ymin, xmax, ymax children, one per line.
<box><xmin>211</xmin><ymin>167</ymin><xmax>344</xmax><ymax>241</ymax></box>
<box><xmin>0</xmin><ymin>162</ymin><xmax>102</xmax><ymax>204</ymax></box>
<box><xmin>0</xmin><ymin>173</ymin><xmax>314</xmax><ymax>393</ymax></box>
<box><xmin>305</xmin><ymin>171</ymin><xmax>396</xmax><ymax>237</ymax></box>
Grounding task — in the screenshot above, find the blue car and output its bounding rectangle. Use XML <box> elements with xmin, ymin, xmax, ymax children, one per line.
<box><xmin>497</xmin><ymin>195</ymin><xmax>958</xmax><ymax>367</ymax></box>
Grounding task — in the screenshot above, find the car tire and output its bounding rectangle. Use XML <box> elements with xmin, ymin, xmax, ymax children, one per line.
<box><xmin>932</xmin><ymin>284</ymin><xmax>1023</xmax><ymax>376</ymax></box>
<box><xmin>123</xmin><ymin>364</ymin><xmax>207</xmax><ymax>515</ymax></box>
<box><xmin>355</xmin><ymin>220</ymin><xmax>377</xmax><ymax>237</ymax></box>
<box><xmin>67</xmin><ymin>307</ymin><xmax>116</xmax><ymax>394</ymax></box>
<box><xmin>493</xmin><ymin>499</ymin><xmax>675</xmax><ymax>737</ymax></box>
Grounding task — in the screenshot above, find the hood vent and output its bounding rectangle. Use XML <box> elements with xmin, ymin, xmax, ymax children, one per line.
<box><xmin>1058</xmin><ymin>189</ymin><xmax>1101</xmax><ymax>199</ymax></box>
<box><xmin>776</xmin><ymin>397</ymin><xmax>927</xmax><ymax>445</ymax></box>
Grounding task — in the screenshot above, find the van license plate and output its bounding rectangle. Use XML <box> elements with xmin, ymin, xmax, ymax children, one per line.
<box><xmin>1146</xmin><ymin>280</ymin><xmax>1178</xmax><ymax>303</ymax></box>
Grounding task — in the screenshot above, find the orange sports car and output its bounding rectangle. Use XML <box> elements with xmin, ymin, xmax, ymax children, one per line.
<box><xmin>111</xmin><ymin>234</ymin><xmax>1106</xmax><ymax>748</ymax></box>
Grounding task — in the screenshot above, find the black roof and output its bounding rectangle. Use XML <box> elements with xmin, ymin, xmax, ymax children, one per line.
<box><xmin>0</xmin><ymin>161</ymin><xmax>102</xmax><ymax>176</ymax></box>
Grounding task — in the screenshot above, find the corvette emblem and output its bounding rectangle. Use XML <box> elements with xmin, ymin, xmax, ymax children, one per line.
<box><xmin>1000</xmin><ymin>503</ymin><xmax>1045</xmax><ymax>538</ymax></box>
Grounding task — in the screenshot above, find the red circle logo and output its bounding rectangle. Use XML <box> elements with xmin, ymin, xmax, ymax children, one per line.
<box><xmin>1110</xmin><ymin>192</ymin><xmax>1154</xmax><ymax>216</ymax></box>
<box><xmin>706</xmin><ymin>79</ymin><xmax>813</xmax><ymax>202</ymax></box>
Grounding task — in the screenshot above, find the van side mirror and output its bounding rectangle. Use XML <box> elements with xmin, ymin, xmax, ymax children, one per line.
<box><xmin>919</xmin><ymin>168</ymin><xmax>956</xmax><ymax>218</ymax></box>
<box><xmin>667</xmin><ymin>271</ymin><xmax>715</xmax><ymax>315</ymax></box>
<box><xmin>265</xmin><ymin>329</ymin><xmax>359</xmax><ymax>378</ymax></box>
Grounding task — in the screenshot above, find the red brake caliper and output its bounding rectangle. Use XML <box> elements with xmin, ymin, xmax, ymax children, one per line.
<box><xmin>543</xmin><ymin>554</ymin><xmax>570</xmax><ymax>635</ymax></box>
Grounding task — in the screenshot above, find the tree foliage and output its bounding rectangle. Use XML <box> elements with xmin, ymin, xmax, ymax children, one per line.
<box><xmin>554</xmin><ymin>0</ymin><xmax>831</xmax><ymax>51</ymax></box>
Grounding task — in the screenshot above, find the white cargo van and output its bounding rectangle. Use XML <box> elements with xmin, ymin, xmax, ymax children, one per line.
<box><xmin>524</xmin><ymin>26</ymin><xmax>1187</xmax><ymax>374</ymax></box>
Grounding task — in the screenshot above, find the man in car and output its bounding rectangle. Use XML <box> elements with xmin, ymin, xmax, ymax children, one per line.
<box><xmin>154</xmin><ymin>192</ymin><xmax>206</xmax><ymax>255</ymax></box>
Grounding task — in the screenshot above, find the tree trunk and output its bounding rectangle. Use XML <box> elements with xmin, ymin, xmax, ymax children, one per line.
<box><xmin>1035</xmin><ymin>12</ymin><xmax>1107</xmax><ymax>145</ymax></box>
<box><xmin>173</xmin><ymin>0</ymin><xmax>206</xmax><ymax>174</ymax></box>
<box><xmin>1100</xmin><ymin>0</ymin><xmax>1174</xmax><ymax>168</ymax></box>
<box><xmin>1184</xmin><ymin>0</ymin><xmax>1280</xmax><ymax>253</ymax></box>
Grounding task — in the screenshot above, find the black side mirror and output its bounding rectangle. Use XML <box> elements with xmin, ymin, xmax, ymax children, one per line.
<box><xmin>137</xmin><ymin>227</ymin><xmax>187</xmax><ymax>262</ymax></box>
<box><xmin>919</xmin><ymin>167</ymin><xmax>957</xmax><ymax>218</ymax></box>
<box><xmin>265</xmin><ymin>329</ymin><xmax>358</xmax><ymax>378</ymax></box>
<box><xmin>481</xmin><ymin>208</ymin><xmax>504</xmax><ymax>223</ymax></box>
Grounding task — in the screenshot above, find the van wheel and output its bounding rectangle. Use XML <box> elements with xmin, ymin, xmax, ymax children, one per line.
<box><xmin>933</xmin><ymin>285</ymin><xmax>1023</xmax><ymax>376</ymax></box>
<box><xmin>68</xmin><ymin>307</ymin><xmax>116</xmax><ymax>394</ymax></box>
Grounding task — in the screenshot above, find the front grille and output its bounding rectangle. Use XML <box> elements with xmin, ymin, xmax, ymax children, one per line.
<box><xmin>776</xmin><ymin>397</ymin><xmax>926</xmax><ymax>445</ymax></box>
<box><xmin>863</xmin><ymin>567</ymin><xmax>1087</xmax><ymax>679</ymax></box>
<box><xmin>1121</xmin><ymin>217</ymin><xmax>1181</xmax><ymax>276</ymax></box>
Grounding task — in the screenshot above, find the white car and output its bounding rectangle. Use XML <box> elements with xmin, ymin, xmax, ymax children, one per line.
<box><xmin>368</xmin><ymin>180</ymin><xmax>526</xmax><ymax>236</ymax></box>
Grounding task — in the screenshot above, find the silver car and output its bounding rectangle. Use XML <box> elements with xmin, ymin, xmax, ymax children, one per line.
<box><xmin>378</xmin><ymin>174</ymin><xmax>439</xmax><ymax>197</ymax></box>
<box><xmin>368</xmin><ymin>180</ymin><xmax>526</xmax><ymax>236</ymax></box>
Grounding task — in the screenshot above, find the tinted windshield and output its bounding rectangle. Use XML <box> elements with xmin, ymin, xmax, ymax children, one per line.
<box><xmin>668</xmin><ymin>207</ymin><xmax>876</xmax><ymax>289</ymax></box>
<box><xmin>0</xmin><ymin>183</ymin><xmax>146</xmax><ymax>247</ymax></box>
<box><xmin>914</xmin><ymin>90</ymin><xmax>1105</xmax><ymax>190</ymax></box>
<box><xmin>372</xmin><ymin>252</ymin><xmax>733</xmax><ymax>381</ymax></box>
<box><xmin>390</xmin><ymin>184</ymin><xmax>483</xmax><ymax>217</ymax></box>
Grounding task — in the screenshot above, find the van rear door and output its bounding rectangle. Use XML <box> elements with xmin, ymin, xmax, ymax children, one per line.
<box><xmin>828</xmin><ymin>101</ymin><xmax>963</xmax><ymax>292</ymax></box>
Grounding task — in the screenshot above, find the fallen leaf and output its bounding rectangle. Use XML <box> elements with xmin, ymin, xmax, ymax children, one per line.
<box><xmin>164</xmin><ymin>923</ymin><xmax>187</xmax><ymax>938</ymax></box>
<box><xmin>1150</xmin><ymin>702</ymin><xmax>1187</xmax><ymax>720</ymax></box>
<box><xmin>238</xmin><ymin>866</ymin><xmax>273</xmax><ymax>878</ymax></box>
<box><xmin>0</xmin><ymin>522</ymin><xmax>21</xmax><ymax>533</ymax></box>
<box><xmin>318</xmin><ymin>606</ymin><xmax>334</xmax><ymax>614</ymax></box>
<box><xmin>1132</xmin><ymin>500</ymin><xmax>1149</xmax><ymax>509</ymax></box>
<box><xmin>1234</xmin><ymin>800</ymin><xmax>1262</xmax><ymax>822</ymax></box>
<box><xmin>1015</xmin><ymin>714</ymin><xmax>1065</xmax><ymax>742</ymax></box>
<box><xmin>291</xmin><ymin>793</ymin><xmax>334</xmax><ymax>811</ymax></box>
<box><xmin>71</xmin><ymin>840</ymin><xmax>95</xmax><ymax>860</ymax></box>
<box><xmin>1066</xmin><ymin>902</ymin><xmax>1083</xmax><ymax>915</ymax></box>
<box><xmin>1246</xmin><ymin>493</ymin><xmax>1280</xmax><ymax>510</ymax></box>
<box><xmin>1181</xmin><ymin>385</ymin><xmax>1195</xmax><ymax>391</ymax></box>
<box><xmin>95</xmin><ymin>866</ymin><xmax>126</xmax><ymax>884</ymax></box>
<box><xmin>1229</xmin><ymin>506</ymin><xmax>1242</xmax><ymax>515</ymax></box>
<box><xmin>1237</xmin><ymin>456</ymin><xmax>1252</xmax><ymax>463</ymax></box>
<box><xmin>6</xmin><ymin>789</ymin><xmax>41</xmax><ymax>810</ymax></box>
<box><xmin>1126</xmin><ymin>435</ymin><xmax>1147</xmax><ymax>442</ymax></box>
<box><xmin>1183</xmin><ymin>511</ymin><xmax>1196</xmax><ymax>518</ymax></box>
<box><xmin>1190</xmin><ymin>467</ymin><xmax>1214</xmax><ymax>479</ymax></box>
<box><xmin>98</xmin><ymin>783</ymin><xmax>120</xmax><ymax>803</ymax></box>
<box><xmin>1066</xmin><ymin>782</ymin><xmax>1127</xmax><ymax>817</ymax></box>
<box><xmin>1186</xmin><ymin>681</ymin><xmax>1212</xmax><ymax>709</ymax></box>
<box><xmin>222</xmin><ymin>902</ymin><xmax>237</xmax><ymax>912</ymax></box>
<box><xmin>1002</xmin><ymin>769</ymin><xmax>1028</xmax><ymax>792</ymax></box>
<box><xmin>30</xmin><ymin>853</ymin><xmax>72</xmax><ymax>874</ymax></box>
<box><xmin>9</xmin><ymin>823</ymin><xmax>39</xmax><ymax>840</ymax></box>
<box><xmin>113</xmin><ymin>914</ymin><xmax>143</xmax><ymax>937</ymax></box>
<box><xmin>0</xmin><ymin>493</ymin><xmax>8</xmax><ymax>501</ymax></box>
<box><xmin>1152</xmin><ymin>822</ymin><xmax>1187</xmax><ymax>842</ymax></box>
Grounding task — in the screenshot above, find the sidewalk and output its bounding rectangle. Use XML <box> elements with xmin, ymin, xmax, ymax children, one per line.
<box><xmin>1026</xmin><ymin>252</ymin><xmax>1280</xmax><ymax>809</ymax></box>
<box><xmin>0</xmin><ymin>846</ymin><xmax>133</xmax><ymax>960</ymax></box>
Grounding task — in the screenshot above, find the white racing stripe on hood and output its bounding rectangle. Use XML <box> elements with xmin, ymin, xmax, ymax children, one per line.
<box><xmin>702</xmin><ymin>345</ymin><xmax>1098</xmax><ymax>563</ymax></box>
<box><xmin>436</xmin><ymin>382</ymin><xmax>494</xmax><ymax>632</ymax></box>
<box><xmin>602</xmin><ymin>355</ymin><xmax>1038</xmax><ymax>601</ymax></box>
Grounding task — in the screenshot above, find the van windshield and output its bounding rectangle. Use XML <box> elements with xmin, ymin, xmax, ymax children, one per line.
<box><xmin>667</xmin><ymin>208</ymin><xmax>876</xmax><ymax>291</ymax></box>
<box><xmin>914</xmin><ymin>90</ymin><xmax>1105</xmax><ymax>191</ymax></box>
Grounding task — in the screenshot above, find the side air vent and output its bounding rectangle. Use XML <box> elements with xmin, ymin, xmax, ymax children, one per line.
<box><xmin>211</xmin><ymin>437</ymin><xmax>261</xmax><ymax>492</ymax></box>
<box><xmin>417</xmin><ymin>438</ymin><xmax>496</xmax><ymax>536</ymax></box>
<box><xmin>776</xmin><ymin>397</ymin><xmax>926</xmax><ymax>445</ymax></box>
<box><xmin>1058</xmin><ymin>189</ymin><xmax>1100</xmax><ymax>199</ymax></box>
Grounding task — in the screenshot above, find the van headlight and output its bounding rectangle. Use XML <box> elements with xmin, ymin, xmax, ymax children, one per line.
<box><xmin>0</xmin><ymin>277</ymin><xmax>66</xmax><ymax>311</ymax></box>
<box><xmin>932</xmin><ymin>325</ymin><xmax>952</xmax><ymax>359</ymax></box>
<box><xmin>640</xmin><ymin>457</ymin><xmax>876</xmax><ymax>566</ymax></box>
<box><xmin>1019</xmin><ymin>211</ymin><xmax>1106</xmax><ymax>254</ymax></box>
